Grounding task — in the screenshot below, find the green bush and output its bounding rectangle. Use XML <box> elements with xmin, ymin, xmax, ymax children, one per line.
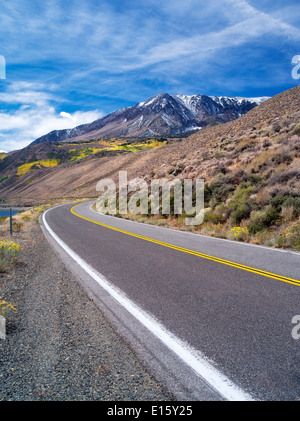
<box><xmin>204</xmin><ymin>211</ymin><xmax>225</xmax><ymax>224</ymax></box>
<box><xmin>248</xmin><ymin>206</ymin><xmax>280</xmax><ymax>234</ymax></box>
<box><xmin>230</xmin><ymin>203</ymin><xmax>252</xmax><ymax>225</ymax></box>
<box><xmin>227</xmin><ymin>185</ymin><xmax>255</xmax><ymax>225</ymax></box>
<box><xmin>282</xmin><ymin>197</ymin><xmax>300</xmax><ymax>215</ymax></box>
<box><xmin>206</xmin><ymin>174</ymin><xmax>236</xmax><ymax>206</ymax></box>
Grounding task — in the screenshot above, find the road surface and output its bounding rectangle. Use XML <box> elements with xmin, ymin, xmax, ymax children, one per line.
<box><xmin>42</xmin><ymin>201</ymin><xmax>300</xmax><ymax>401</ymax></box>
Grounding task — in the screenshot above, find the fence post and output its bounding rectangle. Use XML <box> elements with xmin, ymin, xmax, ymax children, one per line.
<box><xmin>282</xmin><ymin>215</ymin><xmax>285</xmax><ymax>249</ymax></box>
<box><xmin>9</xmin><ymin>207</ymin><xmax>12</xmax><ymax>235</ymax></box>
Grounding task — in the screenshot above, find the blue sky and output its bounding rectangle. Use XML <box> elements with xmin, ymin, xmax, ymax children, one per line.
<box><xmin>0</xmin><ymin>0</ymin><xmax>299</xmax><ymax>151</ymax></box>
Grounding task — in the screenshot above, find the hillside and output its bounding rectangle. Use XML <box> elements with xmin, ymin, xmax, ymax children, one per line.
<box><xmin>1</xmin><ymin>85</ymin><xmax>299</xmax><ymax>249</ymax></box>
<box><xmin>0</xmin><ymin>136</ymin><xmax>177</xmax><ymax>201</ymax></box>
<box><xmin>0</xmin><ymin>85</ymin><xmax>297</xmax><ymax>198</ymax></box>
<box><xmin>0</xmin><ymin>91</ymin><xmax>267</xmax><ymax>201</ymax></box>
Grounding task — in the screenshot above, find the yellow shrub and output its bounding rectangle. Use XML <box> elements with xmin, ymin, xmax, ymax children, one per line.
<box><xmin>0</xmin><ymin>297</ymin><xmax>17</xmax><ymax>317</ymax></box>
<box><xmin>17</xmin><ymin>159</ymin><xmax>60</xmax><ymax>177</ymax></box>
<box><xmin>228</xmin><ymin>226</ymin><xmax>249</xmax><ymax>241</ymax></box>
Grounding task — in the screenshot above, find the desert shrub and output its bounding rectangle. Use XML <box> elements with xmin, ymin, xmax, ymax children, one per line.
<box><xmin>206</xmin><ymin>174</ymin><xmax>236</xmax><ymax>206</ymax></box>
<box><xmin>230</xmin><ymin>203</ymin><xmax>252</xmax><ymax>225</ymax></box>
<box><xmin>248</xmin><ymin>206</ymin><xmax>280</xmax><ymax>234</ymax></box>
<box><xmin>283</xmin><ymin>220</ymin><xmax>300</xmax><ymax>250</ymax></box>
<box><xmin>246</xmin><ymin>174</ymin><xmax>263</xmax><ymax>186</ymax></box>
<box><xmin>0</xmin><ymin>297</ymin><xmax>17</xmax><ymax>318</ymax></box>
<box><xmin>12</xmin><ymin>221</ymin><xmax>23</xmax><ymax>232</ymax></box>
<box><xmin>167</xmin><ymin>166</ymin><xmax>175</xmax><ymax>175</ymax></box>
<box><xmin>203</xmin><ymin>183</ymin><xmax>213</xmax><ymax>207</ymax></box>
<box><xmin>204</xmin><ymin>211</ymin><xmax>225</xmax><ymax>224</ymax></box>
<box><xmin>281</xmin><ymin>206</ymin><xmax>295</xmax><ymax>222</ymax></box>
<box><xmin>252</xmin><ymin>230</ymin><xmax>277</xmax><ymax>247</ymax></box>
<box><xmin>282</xmin><ymin>197</ymin><xmax>300</xmax><ymax>215</ymax></box>
<box><xmin>255</xmin><ymin>189</ymin><xmax>271</xmax><ymax>206</ymax></box>
<box><xmin>263</xmin><ymin>139</ymin><xmax>272</xmax><ymax>148</ymax></box>
<box><xmin>228</xmin><ymin>226</ymin><xmax>249</xmax><ymax>242</ymax></box>
<box><xmin>249</xmin><ymin>148</ymin><xmax>285</xmax><ymax>172</ymax></box>
<box><xmin>271</xmin><ymin>151</ymin><xmax>293</xmax><ymax>166</ymax></box>
<box><xmin>0</xmin><ymin>239</ymin><xmax>22</xmax><ymax>272</ymax></box>
<box><xmin>227</xmin><ymin>185</ymin><xmax>255</xmax><ymax>224</ymax></box>
<box><xmin>237</xmin><ymin>138</ymin><xmax>257</xmax><ymax>152</ymax></box>
<box><xmin>269</xmin><ymin>193</ymin><xmax>300</xmax><ymax>212</ymax></box>
<box><xmin>201</xmin><ymin>151</ymin><xmax>211</xmax><ymax>161</ymax></box>
<box><xmin>229</xmin><ymin>185</ymin><xmax>255</xmax><ymax>207</ymax></box>
<box><xmin>198</xmin><ymin>222</ymin><xmax>226</xmax><ymax>238</ymax></box>
<box><xmin>292</xmin><ymin>123</ymin><xmax>300</xmax><ymax>136</ymax></box>
<box><xmin>272</xmin><ymin>122</ymin><xmax>281</xmax><ymax>133</ymax></box>
<box><xmin>268</xmin><ymin>170</ymin><xmax>298</xmax><ymax>185</ymax></box>
<box><xmin>219</xmin><ymin>165</ymin><xmax>229</xmax><ymax>175</ymax></box>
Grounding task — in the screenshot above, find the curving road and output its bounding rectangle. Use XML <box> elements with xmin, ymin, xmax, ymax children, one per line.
<box><xmin>42</xmin><ymin>201</ymin><xmax>300</xmax><ymax>401</ymax></box>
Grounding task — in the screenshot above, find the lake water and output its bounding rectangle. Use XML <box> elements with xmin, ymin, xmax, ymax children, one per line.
<box><xmin>0</xmin><ymin>210</ymin><xmax>20</xmax><ymax>217</ymax></box>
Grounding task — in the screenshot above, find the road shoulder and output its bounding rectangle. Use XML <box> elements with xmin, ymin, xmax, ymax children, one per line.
<box><xmin>0</xmin><ymin>222</ymin><xmax>172</xmax><ymax>401</ymax></box>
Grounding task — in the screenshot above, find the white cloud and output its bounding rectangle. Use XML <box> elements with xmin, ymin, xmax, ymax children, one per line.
<box><xmin>0</xmin><ymin>0</ymin><xmax>299</xmax><ymax>149</ymax></box>
<box><xmin>0</xmin><ymin>82</ymin><xmax>103</xmax><ymax>151</ymax></box>
<box><xmin>118</xmin><ymin>0</ymin><xmax>300</xmax><ymax>72</ymax></box>
<box><xmin>1</xmin><ymin>1</ymin><xmax>299</xmax><ymax>76</ymax></box>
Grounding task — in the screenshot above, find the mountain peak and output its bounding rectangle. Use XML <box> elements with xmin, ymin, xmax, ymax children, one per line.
<box><xmin>31</xmin><ymin>93</ymin><xmax>269</xmax><ymax>145</ymax></box>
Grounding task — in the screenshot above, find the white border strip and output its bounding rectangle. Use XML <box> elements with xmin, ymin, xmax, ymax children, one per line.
<box><xmin>43</xmin><ymin>207</ymin><xmax>254</xmax><ymax>401</ymax></box>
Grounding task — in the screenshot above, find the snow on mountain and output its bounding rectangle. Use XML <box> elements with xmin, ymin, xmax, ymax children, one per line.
<box><xmin>31</xmin><ymin>93</ymin><xmax>270</xmax><ymax>145</ymax></box>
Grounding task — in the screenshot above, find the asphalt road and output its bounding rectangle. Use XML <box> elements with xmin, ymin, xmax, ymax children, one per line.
<box><xmin>43</xmin><ymin>201</ymin><xmax>300</xmax><ymax>401</ymax></box>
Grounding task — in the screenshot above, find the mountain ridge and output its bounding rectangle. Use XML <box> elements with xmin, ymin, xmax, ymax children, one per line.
<box><xmin>2</xmin><ymin>85</ymin><xmax>300</xmax><ymax>204</ymax></box>
<box><xmin>31</xmin><ymin>93</ymin><xmax>269</xmax><ymax>145</ymax></box>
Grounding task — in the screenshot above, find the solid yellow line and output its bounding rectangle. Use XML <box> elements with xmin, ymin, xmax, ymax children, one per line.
<box><xmin>71</xmin><ymin>205</ymin><xmax>300</xmax><ymax>287</ymax></box>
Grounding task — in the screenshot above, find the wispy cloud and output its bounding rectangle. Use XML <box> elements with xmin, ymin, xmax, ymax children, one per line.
<box><xmin>0</xmin><ymin>0</ymin><xmax>299</xmax><ymax>150</ymax></box>
<box><xmin>0</xmin><ymin>82</ymin><xmax>103</xmax><ymax>151</ymax></box>
<box><xmin>117</xmin><ymin>0</ymin><xmax>300</xmax><ymax>71</ymax></box>
<box><xmin>1</xmin><ymin>1</ymin><xmax>299</xmax><ymax>77</ymax></box>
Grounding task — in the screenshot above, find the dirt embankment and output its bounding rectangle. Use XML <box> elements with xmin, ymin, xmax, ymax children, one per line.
<box><xmin>0</xmin><ymin>215</ymin><xmax>172</xmax><ymax>401</ymax></box>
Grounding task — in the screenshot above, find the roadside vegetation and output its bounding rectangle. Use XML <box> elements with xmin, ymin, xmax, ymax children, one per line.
<box><xmin>0</xmin><ymin>239</ymin><xmax>22</xmax><ymax>273</ymax></box>
<box><xmin>94</xmin><ymin>111</ymin><xmax>300</xmax><ymax>251</ymax></box>
<box><xmin>0</xmin><ymin>197</ymin><xmax>93</xmax><ymax>331</ymax></box>
<box><xmin>0</xmin><ymin>228</ymin><xmax>23</xmax><ymax>322</ymax></box>
<box><xmin>0</xmin><ymin>205</ymin><xmax>50</xmax><ymax>273</ymax></box>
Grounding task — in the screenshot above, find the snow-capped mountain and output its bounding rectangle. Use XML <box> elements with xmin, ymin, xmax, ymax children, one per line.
<box><xmin>31</xmin><ymin>93</ymin><xmax>269</xmax><ymax>144</ymax></box>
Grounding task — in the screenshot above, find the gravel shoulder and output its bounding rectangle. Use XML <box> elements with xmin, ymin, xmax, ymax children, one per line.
<box><xmin>0</xmin><ymin>222</ymin><xmax>172</xmax><ymax>401</ymax></box>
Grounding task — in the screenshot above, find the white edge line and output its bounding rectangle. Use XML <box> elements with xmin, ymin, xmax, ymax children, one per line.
<box><xmin>42</xmin><ymin>207</ymin><xmax>254</xmax><ymax>402</ymax></box>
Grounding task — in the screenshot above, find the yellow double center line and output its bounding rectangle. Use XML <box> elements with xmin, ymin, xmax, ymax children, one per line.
<box><xmin>71</xmin><ymin>205</ymin><xmax>300</xmax><ymax>287</ymax></box>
